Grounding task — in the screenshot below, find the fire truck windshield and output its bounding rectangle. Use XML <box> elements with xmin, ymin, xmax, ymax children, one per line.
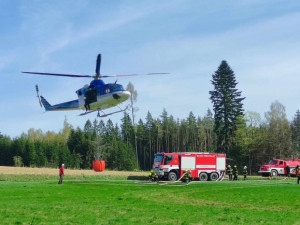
<box><xmin>268</xmin><ymin>160</ymin><xmax>278</xmax><ymax>165</ymax></box>
<box><xmin>154</xmin><ymin>154</ymin><xmax>164</xmax><ymax>162</ymax></box>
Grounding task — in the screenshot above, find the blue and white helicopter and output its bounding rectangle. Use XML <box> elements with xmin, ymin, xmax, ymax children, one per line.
<box><xmin>23</xmin><ymin>54</ymin><xmax>168</xmax><ymax>117</ymax></box>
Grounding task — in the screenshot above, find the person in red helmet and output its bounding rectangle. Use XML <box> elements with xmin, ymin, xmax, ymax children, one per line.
<box><xmin>58</xmin><ymin>164</ymin><xmax>65</xmax><ymax>184</ymax></box>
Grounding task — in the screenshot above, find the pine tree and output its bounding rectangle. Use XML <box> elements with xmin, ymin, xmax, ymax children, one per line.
<box><xmin>209</xmin><ymin>60</ymin><xmax>245</xmax><ymax>154</ymax></box>
<box><xmin>291</xmin><ymin>110</ymin><xmax>300</xmax><ymax>156</ymax></box>
<box><xmin>121</xmin><ymin>112</ymin><xmax>134</xmax><ymax>148</ymax></box>
<box><xmin>145</xmin><ymin>111</ymin><xmax>154</xmax><ymax>169</ymax></box>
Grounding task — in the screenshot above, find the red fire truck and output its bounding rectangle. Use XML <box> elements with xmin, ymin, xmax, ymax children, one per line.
<box><xmin>153</xmin><ymin>152</ymin><xmax>226</xmax><ymax>181</ymax></box>
<box><xmin>258</xmin><ymin>158</ymin><xmax>300</xmax><ymax>177</ymax></box>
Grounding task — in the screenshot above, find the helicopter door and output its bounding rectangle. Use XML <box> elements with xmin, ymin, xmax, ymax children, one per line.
<box><xmin>85</xmin><ymin>89</ymin><xmax>97</xmax><ymax>105</ymax></box>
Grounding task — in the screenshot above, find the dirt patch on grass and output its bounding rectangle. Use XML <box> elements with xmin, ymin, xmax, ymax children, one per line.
<box><xmin>0</xmin><ymin>166</ymin><xmax>148</xmax><ymax>177</ymax></box>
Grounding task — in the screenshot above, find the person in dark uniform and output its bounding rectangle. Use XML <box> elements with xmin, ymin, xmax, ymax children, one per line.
<box><xmin>286</xmin><ymin>164</ymin><xmax>290</xmax><ymax>179</ymax></box>
<box><xmin>296</xmin><ymin>164</ymin><xmax>300</xmax><ymax>185</ymax></box>
<box><xmin>243</xmin><ymin>166</ymin><xmax>248</xmax><ymax>180</ymax></box>
<box><xmin>227</xmin><ymin>165</ymin><xmax>233</xmax><ymax>181</ymax></box>
<box><xmin>58</xmin><ymin>164</ymin><xmax>64</xmax><ymax>184</ymax></box>
<box><xmin>233</xmin><ymin>165</ymin><xmax>238</xmax><ymax>181</ymax></box>
<box><xmin>182</xmin><ymin>169</ymin><xmax>192</xmax><ymax>183</ymax></box>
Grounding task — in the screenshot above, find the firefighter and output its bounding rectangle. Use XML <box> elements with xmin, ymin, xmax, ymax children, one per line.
<box><xmin>227</xmin><ymin>165</ymin><xmax>233</xmax><ymax>181</ymax></box>
<box><xmin>243</xmin><ymin>166</ymin><xmax>247</xmax><ymax>180</ymax></box>
<box><xmin>233</xmin><ymin>165</ymin><xmax>238</xmax><ymax>181</ymax></box>
<box><xmin>148</xmin><ymin>170</ymin><xmax>153</xmax><ymax>181</ymax></box>
<box><xmin>149</xmin><ymin>170</ymin><xmax>158</xmax><ymax>182</ymax></box>
<box><xmin>58</xmin><ymin>163</ymin><xmax>64</xmax><ymax>184</ymax></box>
<box><xmin>182</xmin><ymin>169</ymin><xmax>192</xmax><ymax>183</ymax></box>
<box><xmin>296</xmin><ymin>164</ymin><xmax>300</xmax><ymax>185</ymax></box>
<box><xmin>286</xmin><ymin>164</ymin><xmax>290</xmax><ymax>179</ymax></box>
<box><xmin>153</xmin><ymin>172</ymin><xmax>158</xmax><ymax>182</ymax></box>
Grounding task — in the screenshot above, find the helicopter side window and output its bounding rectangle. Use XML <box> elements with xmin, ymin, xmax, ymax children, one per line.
<box><xmin>108</xmin><ymin>84</ymin><xmax>124</xmax><ymax>92</ymax></box>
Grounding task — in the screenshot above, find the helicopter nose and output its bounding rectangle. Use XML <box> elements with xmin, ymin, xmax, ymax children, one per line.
<box><xmin>121</xmin><ymin>91</ymin><xmax>131</xmax><ymax>101</ymax></box>
<box><xmin>113</xmin><ymin>91</ymin><xmax>131</xmax><ymax>101</ymax></box>
<box><xmin>123</xmin><ymin>91</ymin><xmax>131</xmax><ymax>98</ymax></box>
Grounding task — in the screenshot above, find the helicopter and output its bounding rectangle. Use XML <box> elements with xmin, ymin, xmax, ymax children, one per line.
<box><xmin>23</xmin><ymin>54</ymin><xmax>168</xmax><ymax>117</ymax></box>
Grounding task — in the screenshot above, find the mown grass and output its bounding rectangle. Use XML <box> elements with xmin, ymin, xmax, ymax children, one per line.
<box><xmin>0</xmin><ymin>175</ymin><xmax>300</xmax><ymax>224</ymax></box>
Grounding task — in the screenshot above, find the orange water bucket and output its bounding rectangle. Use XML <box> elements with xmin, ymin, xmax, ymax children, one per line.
<box><xmin>93</xmin><ymin>160</ymin><xmax>105</xmax><ymax>172</ymax></box>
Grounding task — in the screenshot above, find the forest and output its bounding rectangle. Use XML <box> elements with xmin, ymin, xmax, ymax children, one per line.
<box><xmin>0</xmin><ymin>106</ymin><xmax>300</xmax><ymax>174</ymax></box>
<box><xmin>1</xmin><ymin>61</ymin><xmax>300</xmax><ymax>173</ymax></box>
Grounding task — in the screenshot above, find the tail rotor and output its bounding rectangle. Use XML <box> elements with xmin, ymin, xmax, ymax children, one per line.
<box><xmin>35</xmin><ymin>85</ymin><xmax>43</xmax><ymax>108</ymax></box>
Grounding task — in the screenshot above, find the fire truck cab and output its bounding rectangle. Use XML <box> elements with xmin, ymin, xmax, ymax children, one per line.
<box><xmin>258</xmin><ymin>158</ymin><xmax>300</xmax><ymax>177</ymax></box>
<box><xmin>153</xmin><ymin>152</ymin><xmax>226</xmax><ymax>181</ymax></box>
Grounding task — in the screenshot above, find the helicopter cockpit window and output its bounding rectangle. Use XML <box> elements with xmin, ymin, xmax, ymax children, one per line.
<box><xmin>108</xmin><ymin>84</ymin><xmax>125</xmax><ymax>92</ymax></box>
<box><xmin>78</xmin><ymin>91</ymin><xmax>82</xmax><ymax>96</ymax></box>
<box><xmin>105</xmin><ymin>88</ymin><xmax>110</xmax><ymax>94</ymax></box>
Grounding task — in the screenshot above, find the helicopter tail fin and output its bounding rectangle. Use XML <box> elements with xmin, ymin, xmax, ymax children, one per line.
<box><xmin>40</xmin><ymin>96</ymin><xmax>52</xmax><ymax>111</ymax></box>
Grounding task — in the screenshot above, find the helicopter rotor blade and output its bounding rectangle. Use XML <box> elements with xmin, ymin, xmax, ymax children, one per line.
<box><xmin>95</xmin><ymin>54</ymin><xmax>101</xmax><ymax>76</ymax></box>
<box><xmin>23</xmin><ymin>71</ymin><xmax>169</xmax><ymax>79</ymax></box>
<box><xmin>23</xmin><ymin>72</ymin><xmax>94</xmax><ymax>78</ymax></box>
<box><xmin>100</xmin><ymin>73</ymin><xmax>169</xmax><ymax>77</ymax></box>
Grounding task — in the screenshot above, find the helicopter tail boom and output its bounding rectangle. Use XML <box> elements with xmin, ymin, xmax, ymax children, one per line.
<box><xmin>40</xmin><ymin>96</ymin><xmax>79</xmax><ymax>111</ymax></box>
<box><xmin>40</xmin><ymin>96</ymin><xmax>52</xmax><ymax>111</ymax></box>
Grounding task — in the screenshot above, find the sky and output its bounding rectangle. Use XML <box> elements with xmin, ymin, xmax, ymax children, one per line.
<box><xmin>1</xmin><ymin>0</ymin><xmax>300</xmax><ymax>138</ymax></box>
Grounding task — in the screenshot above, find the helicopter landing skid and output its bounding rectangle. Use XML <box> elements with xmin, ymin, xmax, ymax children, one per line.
<box><xmin>79</xmin><ymin>110</ymin><xmax>97</xmax><ymax>116</ymax></box>
<box><xmin>97</xmin><ymin>106</ymin><xmax>128</xmax><ymax>117</ymax></box>
<box><xmin>79</xmin><ymin>106</ymin><xmax>128</xmax><ymax>117</ymax></box>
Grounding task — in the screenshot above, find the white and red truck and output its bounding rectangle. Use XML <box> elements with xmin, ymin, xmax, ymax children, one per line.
<box><xmin>258</xmin><ymin>158</ymin><xmax>300</xmax><ymax>177</ymax></box>
<box><xmin>152</xmin><ymin>152</ymin><xmax>226</xmax><ymax>181</ymax></box>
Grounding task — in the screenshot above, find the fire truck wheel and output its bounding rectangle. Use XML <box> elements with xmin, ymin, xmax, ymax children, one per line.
<box><xmin>210</xmin><ymin>172</ymin><xmax>219</xmax><ymax>181</ymax></box>
<box><xmin>199</xmin><ymin>173</ymin><xmax>208</xmax><ymax>181</ymax></box>
<box><xmin>168</xmin><ymin>172</ymin><xmax>178</xmax><ymax>181</ymax></box>
<box><xmin>271</xmin><ymin>170</ymin><xmax>278</xmax><ymax>177</ymax></box>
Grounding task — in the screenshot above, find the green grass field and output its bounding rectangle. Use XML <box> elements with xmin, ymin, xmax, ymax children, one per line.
<box><xmin>0</xmin><ymin>175</ymin><xmax>300</xmax><ymax>225</ymax></box>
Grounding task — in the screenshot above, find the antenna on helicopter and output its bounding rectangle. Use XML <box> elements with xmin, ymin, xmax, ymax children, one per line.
<box><xmin>35</xmin><ymin>84</ymin><xmax>43</xmax><ymax>108</ymax></box>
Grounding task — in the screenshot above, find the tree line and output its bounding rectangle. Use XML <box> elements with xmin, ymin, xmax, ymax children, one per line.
<box><xmin>1</xmin><ymin>61</ymin><xmax>300</xmax><ymax>173</ymax></box>
<box><xmin>0</xmin><ymin>106</ymin><xmax>300</xmax><ymax>173</ymax></box>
